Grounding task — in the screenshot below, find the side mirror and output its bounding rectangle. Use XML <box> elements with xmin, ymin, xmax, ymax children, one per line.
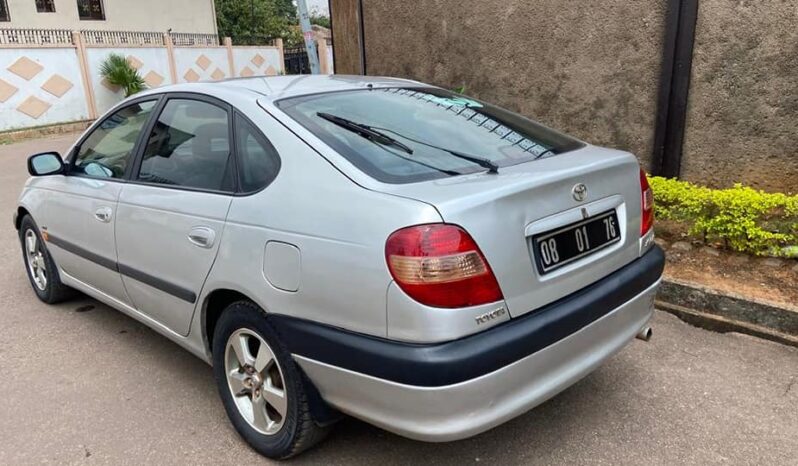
<box><xmin>28</xmin><ymin>152</ymin><xmax>65</xmax><ymax>176</ymax></box>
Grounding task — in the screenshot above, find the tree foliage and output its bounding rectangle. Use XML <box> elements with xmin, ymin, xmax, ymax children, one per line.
<box><xmin>309</xmin><ymin>12</ymin><xmax>330</xmax><ymax>29</ymax></box>
<box><xmin>214</xmin><ymin>0</ymin><xmax>298</xmax><ymax>44</ymax></box>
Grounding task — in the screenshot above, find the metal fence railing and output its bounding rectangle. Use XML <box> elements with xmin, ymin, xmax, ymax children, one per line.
<box><xmin>170</xmin><ymin>33</ymin><xmax>220</xmax><ymax>47</ymax></box>
<box><xmin>0</xmin><ymin>28</ymin><xmax>287</xmax><ymax>50</ymax></box>
<box><xmin>230</xmin><ymin>35</ymin><xmax>277</xmax><ymax>47</ymax></box>
<box><xmin>0</xmin><ymin>28</ymin><xmax>73</xmax><ymax>46</ymax></box>
<box><xmin>81</xmin><ymin>29</ymin><xmax>165</xmax><ymax>46</ymax></box>
<box><xmin>284</xmin><ymin>46</ymin><xmax>311</xmax><ymax>75</ymax></box>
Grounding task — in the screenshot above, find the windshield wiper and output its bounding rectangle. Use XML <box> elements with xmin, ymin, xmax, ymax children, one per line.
<box><xmin>370</xmin><ymin>126</ymin><xmax>499</xmax><ymax>174</ymax></box>
<box><xmin>443</xmin><ymin>149</ymin><xmax>499</xmax><ymax>174</ymax></box>
<box><xmin>317</xmin><ymin>112</ymin><xmax>414</xmax><ymax>155</ymax></box>
<box><xmin>317</xmin><ymin>112</ymin><xmax>500</xmax><ymax>175</ymax></box>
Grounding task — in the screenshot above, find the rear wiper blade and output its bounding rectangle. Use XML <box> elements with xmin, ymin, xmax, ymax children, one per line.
<box><xmin>370</xmin><ymin>125</ymin><xmax>500</xmax><ymax>174</ymax></box>
<box><xmin>445</xmin><ymin>150</ymin><xmax>499</xmax><ymax>174</ymax></box>
<box><xmin>317</xmin><ymin>112</ymin><xmax>414</xmax><ymax>155</ymax></box>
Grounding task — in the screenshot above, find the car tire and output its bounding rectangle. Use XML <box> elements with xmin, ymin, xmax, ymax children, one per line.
<box><xmin>212</xmin><ymin>301</ymin><xmax>331</xmax><ymax>459</ymax></box>
<box><xmin>19</xmin><ymin>215</ymin><xmax>74</xmax><ymax>304</ymax></box>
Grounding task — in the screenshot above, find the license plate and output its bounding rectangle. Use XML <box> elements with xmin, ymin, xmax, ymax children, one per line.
<box><xmin>533</xmin><ymin>210</ymin><xmax>621</xmax><ymax>274</ymax></box>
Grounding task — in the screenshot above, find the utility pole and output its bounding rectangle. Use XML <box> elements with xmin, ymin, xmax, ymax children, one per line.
<box><xmin>296</xmin><ymin>0</ymin><xmax>320</xmax><ymax>74</ymax></box>
<box><xmin>250</xmin><ymin>0</ymin><xmax>255</xmax><ymax>44</ymax></box>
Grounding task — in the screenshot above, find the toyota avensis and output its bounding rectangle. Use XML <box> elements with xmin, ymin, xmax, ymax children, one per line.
<box><xmin>15</xmin><ymin>75</ymin><xmax>664</xmax><ymax>459</ymax></box>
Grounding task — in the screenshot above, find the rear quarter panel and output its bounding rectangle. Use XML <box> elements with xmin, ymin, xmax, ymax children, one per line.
<box><xmin>197</xmin><ymin>99</ymin><xmax>441</xmax><ymax>340</ymax></box>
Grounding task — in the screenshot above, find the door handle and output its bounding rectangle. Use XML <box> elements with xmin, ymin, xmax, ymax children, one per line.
<box><xmin>188</xmin><ymin>227</ymin><xmax>216</xmax><ymax>249</ymax></box>
<box><xmin>94</xmin><ymin>207</ymin><xmax>113</xmax><ymax>223</ymax></box>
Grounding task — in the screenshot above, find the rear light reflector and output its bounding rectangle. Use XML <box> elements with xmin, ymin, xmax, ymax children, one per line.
<box><xmin>385</xmin><ymin>224</ymin><xmax>504</xmax><ymax>308</ymax></box>
<box><xmin>640</xmin><ymin>168</ymin><xmax>654</xmax><ymax>236</ymax></box>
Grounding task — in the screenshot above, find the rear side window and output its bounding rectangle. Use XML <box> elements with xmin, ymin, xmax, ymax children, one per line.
<box><xmin>138</xmin><ymin>99</ymin><xmax>234</xmax><ymax>192</ymax></box>
<box><xmin>277</xmin><ymin>88</ymin><xmax>583</xmax><ymax>184</ymax></box>
<box><xmin>235</xmin><ymin>114</ymin><xmax>281</xmax><ymax>192</ymax></box>
<box><xmin>73</xmin><ymin>100</ymin><xmax>156</xmax><ymax>179</ymax></box>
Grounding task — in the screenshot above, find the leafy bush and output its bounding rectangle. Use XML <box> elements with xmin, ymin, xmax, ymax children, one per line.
<box><xmin>309</xmin><ymin>12</ymin><xmax>331</xmax><ymax>29</ymax></box>
<box><xmin>99</xmin><ymin>53</ymin><xmax>146</xmax><ymax>97</ymax></box>
<box><xmin>649</xmin><ymin>176</ymin><xmax>798</xmax><ymax>257</ymax></box>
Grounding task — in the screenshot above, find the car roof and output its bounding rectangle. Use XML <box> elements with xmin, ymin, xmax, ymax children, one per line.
<box><xmin>138</xmin><ymin>75</ymin><xmax>430</xmax><ymax>102</ymax></box>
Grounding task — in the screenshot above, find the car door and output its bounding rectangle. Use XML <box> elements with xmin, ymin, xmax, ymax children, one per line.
<box><xmin>115</xmin><ymin>94</ymin><xmax>235</xmax><ymax>336</ymax></box>
<box><xmin>41</xmin><ymin>98</ymin><xmax>160</xmax><ymax>305</ymax></box>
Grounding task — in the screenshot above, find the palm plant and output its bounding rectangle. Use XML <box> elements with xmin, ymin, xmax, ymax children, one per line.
<box><xmin>99</xmin><ymin>53</ymin><xmax>146</xmax><ymax>97</ymax></box>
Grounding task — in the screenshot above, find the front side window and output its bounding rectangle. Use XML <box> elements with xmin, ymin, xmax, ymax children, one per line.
<box><xmin>235</xmin><ymin>114</ymin><xmax>280</xmax><ymax>192</ymax></box>
<box><xmin>0</xmin><ymin>0</ymin><xmax>10</xmax><ymax>21</ymax></box>
<box><xmin>278</xmin><ymin>88</ymin><xmax>583</xmax><ymax>183</ymax></box>
<box><xmin>77</xmin><ymin>0</ymin><xmax>104</xmax><ymax>20</ymax></box>
<box><xmin>73</xmin><ymin>100</ymin><xmax>156</xmax><ymax>179</ymax></box>
<box><xmin>139</xmin><ymin>99</ymin><xmax>234</xmax><ymax>192</ymax></box>
<box><xmin>36</xmin><ymin>0</ymin><xmax>55</xmax><ymax>12</ymax></box>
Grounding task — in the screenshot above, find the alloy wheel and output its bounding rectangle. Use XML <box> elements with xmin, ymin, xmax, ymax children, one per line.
<box><xmin>224</xmin><ymin>328</ymin><xmax>288</xmax><ymax>435</ymax></box>
<box><xmin>24</xmin><ymin>229</ymin><xmax>47</xmax><ymax>291</ymax></box>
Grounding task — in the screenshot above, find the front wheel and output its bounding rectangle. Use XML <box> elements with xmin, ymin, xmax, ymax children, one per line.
<box><xmin>19</xmin><ymin>215</ymin><xmax>73</xmax><ymax>304</ymax></box>
<box><xmin>212</xmin><ymin>301</ymin><xmax>330</xmax><ymax>459</ymax></box>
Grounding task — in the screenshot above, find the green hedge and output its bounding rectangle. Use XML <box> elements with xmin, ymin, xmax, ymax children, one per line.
<box><xmin>649</xmin><ymin>176</ymin><xmax>798</xmax><ymax>257</ymax></box>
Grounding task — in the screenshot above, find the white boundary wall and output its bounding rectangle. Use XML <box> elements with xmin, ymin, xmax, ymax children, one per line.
<box><xmin>0</xmin><ymin>47</ymin><xmax>89</xmax><ymax>131</ymax></box>
<box><xmin>0</xmin><ymin>30</ymin><xmax>330</xmax><ymax>132</ymax></box>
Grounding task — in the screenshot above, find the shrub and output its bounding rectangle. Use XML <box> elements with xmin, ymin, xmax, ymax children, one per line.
<box><xmin>649</xmin><ymin>176</ymin><xmax>798</xmax><ymax>257</ymax></box>
<box><xmin>99</xmin><ymin>53</ymin><xmax>146</xmax><ymax>97</ymax></box>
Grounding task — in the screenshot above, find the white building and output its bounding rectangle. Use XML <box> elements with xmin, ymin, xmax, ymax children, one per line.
<box><xmin>0</xmin><ymin>0</ymin><xmax>218</xmax><ymax>35</ymax></box>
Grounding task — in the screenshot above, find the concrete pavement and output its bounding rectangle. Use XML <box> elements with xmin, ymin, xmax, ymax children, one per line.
<box><xmin>0</xmin><ymin>134</ymin><xmax>796</xmax><ymax>464</ymax></box>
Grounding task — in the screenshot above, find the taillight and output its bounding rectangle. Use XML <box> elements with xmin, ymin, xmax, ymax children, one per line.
<box><xmin>640</xmin><ymin>168</ymin><xmax>654</xmax><ymax>236</ymax></box>
<box><xmin>385</xmin><ymin>224</ymin><xmax>504</xmax><ymax>308</ymax></box>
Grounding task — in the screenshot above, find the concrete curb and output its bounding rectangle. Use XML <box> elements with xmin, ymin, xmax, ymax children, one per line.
<box><xmin>0</xmin><ymin>120</ymin><xmax>92</xmax><ymax>145</ymax></box>
<box><xmin>656</xmin><ymin>278</ymin><xmax>798</xmax><ymax>347</ymax></box>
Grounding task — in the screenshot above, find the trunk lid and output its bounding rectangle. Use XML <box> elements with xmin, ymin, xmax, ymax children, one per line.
<box><xmin>373</xmin><ymin>145</ymin><xmax>644</xmax><ymax>318</ymax></box>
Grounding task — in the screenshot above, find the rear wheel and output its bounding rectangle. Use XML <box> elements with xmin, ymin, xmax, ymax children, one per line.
<box><xmin>19</xmin><ymin>215</ymin><xmax>73</xmax><ymax>304</ymax></box>
<box><xmin>212</xmin><ymin>301</ymin><xmax>330</xmax><ymax>459</ymax></box>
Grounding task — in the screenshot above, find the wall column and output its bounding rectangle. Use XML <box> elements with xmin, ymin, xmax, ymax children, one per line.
<box><xmin>72</xmin><ymin>31</ymin><xmax>97</xmax><ymax>119</ymax></box>
<box><xmin>224</xmin><ymin>37</ymin><xmax>235</xmax><ymax>77</ymax></box>
<box><xmin>330</xmin><ymin>0</ymin><xmax>365</xmax><ymax>74</ymax></box>
<box><xmin>651</xmin><ymin>0</ymin><xmax>699</xmax><ymax>177</ymax></box>
<box><xmin>164</xmin><ymin>33</ymin><xmax>178</xmax><ymax>84</ymax></box>
<box><xmin>275</xmin><ymin>38</ymin><xmax>285</xmax><ymax>75</ymax></box>
<box><xmin>317</xmin><ymin>39</ymin><xmax>330</xmax><ymax>74</ymax></box>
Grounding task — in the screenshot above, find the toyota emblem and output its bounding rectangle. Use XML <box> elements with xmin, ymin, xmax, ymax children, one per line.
<box><xmin>572</xmin><ymin>183</ymin><xmax>587</xmax><ymax>202</ymax></box>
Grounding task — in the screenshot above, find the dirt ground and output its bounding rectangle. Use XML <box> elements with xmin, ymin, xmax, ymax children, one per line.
<box><xmin>656</xmin><ymin>224</ymin><xmax>798</xmax><ymax>308</ymax></box>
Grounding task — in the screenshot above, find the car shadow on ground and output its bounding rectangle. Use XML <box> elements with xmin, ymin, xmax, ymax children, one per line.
<box><xmin>60</xmin><ymin>290</ymin><xmax>632</xmax><ymax>464</ymax></box>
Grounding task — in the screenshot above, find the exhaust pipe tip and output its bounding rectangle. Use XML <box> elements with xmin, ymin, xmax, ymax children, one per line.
<box><xmin>636</xmin><ymin>326</ymin><xmax>652</xmax><ymax>342</ymax></box>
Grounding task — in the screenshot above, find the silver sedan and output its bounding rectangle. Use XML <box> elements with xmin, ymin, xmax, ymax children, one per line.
<box><xmin>15</xmin><ymin>75</ymin><xmax>664</xmax><ymax>459</ymax></box>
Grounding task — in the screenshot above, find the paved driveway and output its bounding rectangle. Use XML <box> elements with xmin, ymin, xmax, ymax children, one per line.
<box><xmin>0</xmin><ymin>134</ymin><xmax>796</xmax><ymax>465</ymax></box>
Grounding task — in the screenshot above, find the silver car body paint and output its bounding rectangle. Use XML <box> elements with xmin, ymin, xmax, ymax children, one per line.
<box><xmin>295</xmin><ymin>280</ymin><xmax>659</xmax><ymax>442</ymax></box>
<box><xmin>115</xmin><ymin>184</ymin><xmax>232</xmax><ymax>336</ymax></box>
<box><xmin>17</xmin><ymin>75</ymin><xmax>659</xmax><ymax>441</ymax></box>
<box><xmin>22</xmin><ymin>176</ymin><xmax>132</xmax><ymax>305</ymax></box>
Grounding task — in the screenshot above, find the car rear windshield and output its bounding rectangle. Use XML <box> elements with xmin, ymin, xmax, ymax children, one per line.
<box><xmin>276</xmin><ymin>87</ymin><xmax>584</xmax><ymax>184</ymax></box>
